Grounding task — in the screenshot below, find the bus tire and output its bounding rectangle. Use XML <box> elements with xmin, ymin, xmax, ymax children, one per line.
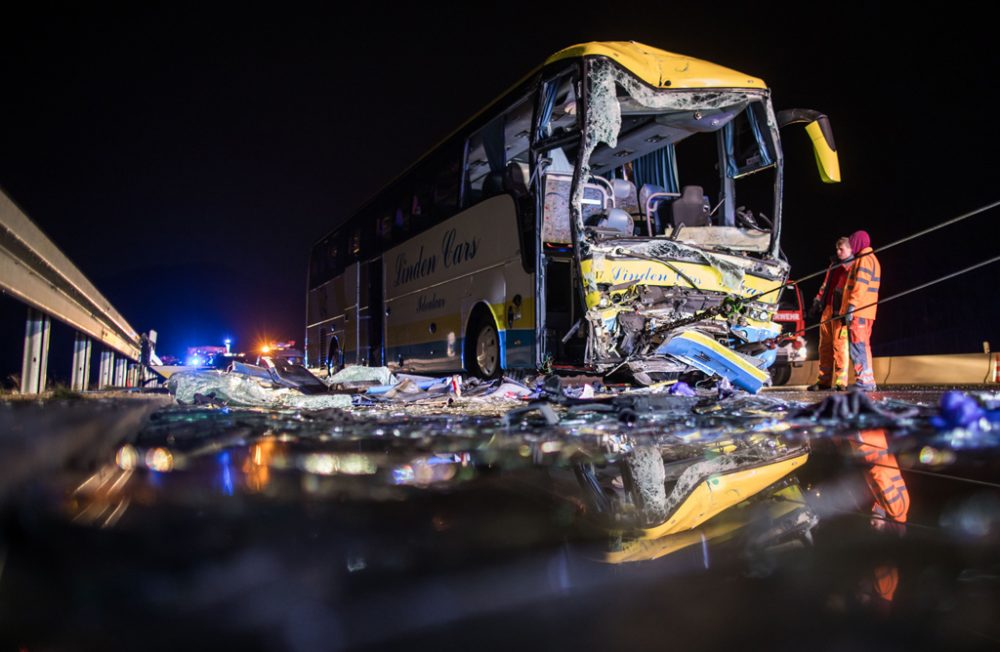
<box><xmin>769</xmin><ymin>364</ymin><xmax>791</xmax><ymax>386</ymax></box>
<box><xmin>468</xmin><ymin>311</ymin><xmax>501</xmax><ymax>380</ymax></box>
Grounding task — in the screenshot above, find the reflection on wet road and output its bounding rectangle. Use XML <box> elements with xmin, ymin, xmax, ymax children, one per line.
<box><xmin>1</xmin><ymin>388</ymin><xmax>999</xmax><ymax>650</ymax></box>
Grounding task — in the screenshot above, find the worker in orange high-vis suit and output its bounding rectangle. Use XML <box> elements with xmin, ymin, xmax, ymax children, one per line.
<box><xmin>808</xmin><ymin>237</ymin><xmax>852</xmax><ymax>391</ymax></box>
<box><xmin>842</xmin><ymin>230</ymin><xmax>881</xmax><ymax>391</ymax></box>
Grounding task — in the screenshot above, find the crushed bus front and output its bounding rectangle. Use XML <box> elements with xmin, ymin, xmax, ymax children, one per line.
<box><xmin>535</xmin><ymin>43</ymin><xmax>839</xmax><ymax>390</ymax></box>
<box><xmin>578</xmin><ymin>235</ymin><xmax>787</xmax><ymax>391</ymax></box>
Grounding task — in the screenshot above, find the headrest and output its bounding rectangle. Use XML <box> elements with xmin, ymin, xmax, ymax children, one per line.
<box><xmin>481</xmin><ymin>173</ymin><xmax>504</xmax><ymax>198</ymax></box>
<box><xmin>600</xmin><ymin>207</ymin><xmax>634</xmax><ymax>234</ymax></box>
<box><xmin>610</xmin><ymin>178</ymin><xmax>639</xmax><ymax>214</ymax></box>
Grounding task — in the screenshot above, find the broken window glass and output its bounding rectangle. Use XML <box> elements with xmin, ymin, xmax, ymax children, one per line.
<box><xmin>573</xmin><ymin>59</ymin><xmax>780</xmax><ymax>246</ymax></box>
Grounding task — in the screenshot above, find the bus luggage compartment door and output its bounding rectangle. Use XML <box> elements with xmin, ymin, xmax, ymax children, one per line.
<box><xmin>356</xmin><ymin>259</ymin><xmax>385</xmax><ymax>366</ymax></box>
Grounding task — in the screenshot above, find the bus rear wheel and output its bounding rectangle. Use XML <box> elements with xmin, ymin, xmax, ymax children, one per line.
<box><xmin>469</xmin><ymin>315</ymin><xmax>501</xmax><ymax>380</ymax></box>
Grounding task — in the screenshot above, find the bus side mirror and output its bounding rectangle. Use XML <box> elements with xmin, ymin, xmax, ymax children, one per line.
<box><xmin>776</xmin><ymin>109</ymin><xmax>841</xmax><ymax>184</ymax></box>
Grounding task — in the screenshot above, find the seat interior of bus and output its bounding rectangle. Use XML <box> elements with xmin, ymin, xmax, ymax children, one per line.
<box><xmin>578</xmin><ymin>93</ymin><xmax>777</xmax><ymax>246</ymax></box>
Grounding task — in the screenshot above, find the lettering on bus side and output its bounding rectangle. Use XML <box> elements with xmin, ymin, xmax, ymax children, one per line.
<box><xmin>441</xmin><ymin>228</ymin><xmax>478</xmax><ymax>268</ymax></box>
<box><xmin>394</xmin><ymin>245</ymin><xmax>438</xmax><ymax>288</ymax></box>
<box><xmin>611</xmin><ymin>266</ymin><xmax>699</xmax><ymax>285</ymax></box>
<box><xmin>417</xmin><ymin>292</ymin><xmax>445</xmax><ymax>312</ymax></box>
<box><xmin>393</xmin><ymin>228</ymin><xmax>479</xmax><ymax>288</ymax></box>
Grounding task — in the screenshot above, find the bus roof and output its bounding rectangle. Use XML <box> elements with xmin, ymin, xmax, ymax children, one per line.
<box><xmin>547</xmin><ymin>41</ymin><xmax>766</xmax><ymax>90</ymax></box>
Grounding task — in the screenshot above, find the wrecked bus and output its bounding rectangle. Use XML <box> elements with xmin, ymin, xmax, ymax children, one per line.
<box><xmin>306</xmin><ymin>41</ymin><xmax>839</xmax><ymax>389</ymax></box>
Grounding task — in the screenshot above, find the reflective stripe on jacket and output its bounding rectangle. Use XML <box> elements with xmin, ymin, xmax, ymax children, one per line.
<box><xmin>842</xmin><ymin>247</ymin><xmax>881</xmax><ymax>319</ymax></box>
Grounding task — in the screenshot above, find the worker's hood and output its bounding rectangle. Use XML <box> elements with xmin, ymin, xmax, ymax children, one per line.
<box><xmin>849</xmin><ymin>230</ymin><xmax>871</xmax><ymax>253</ymax></box>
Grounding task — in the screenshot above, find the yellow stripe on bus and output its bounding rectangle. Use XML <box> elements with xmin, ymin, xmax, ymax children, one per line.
<box><xmin>579</xmin><ymin>258</ymin><xmax>784</xmax><ymax>308</ymax></box>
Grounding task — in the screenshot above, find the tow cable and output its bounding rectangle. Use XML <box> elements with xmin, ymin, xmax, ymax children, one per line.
<box><xmin>778</xmin><ymin>253</ymin><xmax>1000</xmax><ymax>343</ymax></box>
<box><xmin>656</xmin><ymin>198</ymin><xmax>1000</xmax><ymax>336</ymax></box>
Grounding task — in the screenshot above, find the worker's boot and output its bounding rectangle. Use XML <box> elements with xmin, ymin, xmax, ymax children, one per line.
<box><xmin>806</xmin><ymin>383</ymin><xmax>830</xmax><ymax>391</ymax></box>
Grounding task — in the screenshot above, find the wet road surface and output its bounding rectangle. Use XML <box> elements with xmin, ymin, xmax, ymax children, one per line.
<box><xmin>1</xmin><ymin>386</ymin><xmax>998</xmax><ymax>650</ymax></box>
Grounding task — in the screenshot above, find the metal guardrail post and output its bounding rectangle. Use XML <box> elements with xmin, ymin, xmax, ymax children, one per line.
<box><xmin>20</xmin><ymin>307</ymin><xmax>51</xmax><ymax>394</ymax></box>
<box><xmin>114</xmin><ymin>357</ymin><xmax>127</xmax><ymax>388</ymax></box>
<box><xmin>71</xmin><ymin>332</ymin><xmax>92</xmax><ymax>391</ymax></box>
<box><xmin>98</xmin><ymin>350</ymin><xmax>113</xmax><ymax>389</ymax></box>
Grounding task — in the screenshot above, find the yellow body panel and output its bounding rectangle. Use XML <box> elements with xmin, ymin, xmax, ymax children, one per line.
<box><xmin>385</xmin><ymin>314</ymin><xmax>464</xmax><ymax>347</ymax></box>
<box><xmin>579</xmin><ymin>257</ymin><xmax>784</xmax><ymax>310</ymax></box>
<box><xmin>638</xmin><ymin>453</ymin><xmax>808</xmax><ymax>539</ymax></box>
<box><xmin>546</xmin><ymin>41</ymin><xmax>766</xmax><ymax>90</ymax></box>
<box><xmin>384</xmin><ymin>297</ymin><xmax>536</xmax><ymax>348</ymax></box>
<box><xmin>805</xmin><ymin>121</ymin><xmax>842</xmax><ymax>183</ymax></box>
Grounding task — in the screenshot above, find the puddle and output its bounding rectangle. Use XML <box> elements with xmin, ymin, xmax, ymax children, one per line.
<box><xmin>1</xmin><ymin>389</ymin><xmax>998</xmax><ymax>650</ymax></box>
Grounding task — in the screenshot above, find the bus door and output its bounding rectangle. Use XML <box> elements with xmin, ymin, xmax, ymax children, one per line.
<box><xmin>343</xmin><ymin>261</ymin><xmax>360</xmax><ymax>364</ymax></box>
<box><xmin>356</xmin><ymin>259</ymin><xmax>382</xmax><ymax>366</ymax></box>
<box><xmin>539</xmin><ymin>173</ymin><xmax>610</xmax><ymax>364</ymax></box>
<box><xmin>364</xmin><ymin>257</ymin><xmax>385</xmax><ymax>366</ymax></box>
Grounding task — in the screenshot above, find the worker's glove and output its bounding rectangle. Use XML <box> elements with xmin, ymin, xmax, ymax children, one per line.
<box><xmin>844</xmin><ymin>306</ymin><xmax>856</xmax><ymax>326</ymax></box>
<box><xmin>808</xmin><ymin>298</ymin><xmax>823</xmax><ymax>319</ymax></box>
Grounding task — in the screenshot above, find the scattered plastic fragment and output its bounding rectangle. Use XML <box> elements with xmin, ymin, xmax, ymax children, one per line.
<box><xmin>932</xmin><ymin>391</ymin><xmax>1000</xmax><ymax>430</ymax></box>
<box><xmin>262</xmin><ymin>357</ymin><xmax>330</xmax><ymax>394</ymax></box>
<box><xmin>327</xmin><ymin>365</ymin><xmax>397</xmax><ymax>386</ymax></box>
<box><xmin>926</xmin><ymin>391</ymin><xmax>1000</xmax><ymax>449</ymax></box>
<box><xmin>167</xmin><ymin>370</ymin><xmax>352</xmax><ymax>409</ymax></box>
<box><xmin>669</xmin><ymin>381</ymin><xmax>696</xmax><ymax>397</ymax></box>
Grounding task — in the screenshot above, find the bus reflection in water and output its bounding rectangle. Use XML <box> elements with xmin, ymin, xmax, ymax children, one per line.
<box><xmin>306</xmin><ymin>41</ymin><xmax>840</xmax><ymax>388</ymax></box>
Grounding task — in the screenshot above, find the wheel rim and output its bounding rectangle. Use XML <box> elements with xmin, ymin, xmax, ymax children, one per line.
<box><xmin>475</xmin><ymin>325</ymin><xmax>499</xmax><ymax>377</ymax></box>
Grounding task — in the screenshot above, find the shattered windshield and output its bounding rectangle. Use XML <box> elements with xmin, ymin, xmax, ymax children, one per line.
<box><xmin>573</xmin><ymin>59</ymin><xmax>781</xmax><ymax>251</ymax></box>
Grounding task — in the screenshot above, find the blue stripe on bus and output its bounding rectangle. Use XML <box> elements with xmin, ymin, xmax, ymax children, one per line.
<box><xmin>501</xmin><ymin>329</ymin><xmax>536</xmax><ymax>368</ymax></box>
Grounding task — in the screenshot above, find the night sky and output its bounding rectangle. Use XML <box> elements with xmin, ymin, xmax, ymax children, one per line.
<box><xmin>2</xmin><ymin>5</ymin><xmax>997</xmax><ymax>380</ymax></box>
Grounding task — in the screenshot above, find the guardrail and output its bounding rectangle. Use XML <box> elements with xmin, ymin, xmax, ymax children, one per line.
<box><xmin>784</xmin><ymin>352</ymin><xmax>999</xmax><ymax>387</ymax></box>
<box><xmin>1</xmin><ymin>188</ymin><xmax>154</xmax><ymax>393</ymax></box>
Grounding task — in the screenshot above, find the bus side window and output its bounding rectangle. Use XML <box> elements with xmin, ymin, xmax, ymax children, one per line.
<box><xmin>309</xmin><ymin>234</ymin><xmax>342</xmax><ymax>289</ymax></box>
<box><xmin>377</xmin><ymin>212</ymin><xmax>393</xmax><ymax>246</ymax></box>
<box><xmin>349</xmin><ymin>228</ymin><xmax>362</xmax><ymax>261</ymax></box>
<box><xmin>536</xmin><ymin>70</ymin><xmax>579</xmax><ymax>141</ymax></box>
<box><xmin>433</xmin><ymin>156</ymin><xmax>461</xmax><ymax>218</ymax></box>
<box><xmin>412</xmin><ymin>182</ymin><xmax>432</xmax><ymax>225</ymax></box>
<box><xmin>328</xmin><ymin>239</ymin><xmax>341</xmax><ymax>278</ymax></box>
<box><xmin>463</xmin><ymin>94</ymin><xmax>534</xmax><ymax>208</ymax></box>
<box><xmin>464</xmin><ymin>133</ymin><xmax>489</xmax><ymax>206</ymax></box>
<box><xmin>393</xmin><ymin>203</ymin><xmax>410</xmax><ymax>240</ymax></box>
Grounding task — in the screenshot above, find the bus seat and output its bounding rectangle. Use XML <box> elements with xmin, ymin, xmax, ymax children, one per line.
<box><xmin>671</xmin><ymin>185</ymin><xmax>710</xmax><ymax>227</ymax></box>
<box><xmin>611</xmin><ymin>178</ymin><xmax>640</xmax><ymax>215</ymax></box>
<box><xmin>504</xmin><ymin>161</ymin><xmax>529</xmax><ymax>197</ymax></box>
<box><xmin>597</xmin><ymin>207</ymin><xmax>634</xmax><ymax>234</ymax></box>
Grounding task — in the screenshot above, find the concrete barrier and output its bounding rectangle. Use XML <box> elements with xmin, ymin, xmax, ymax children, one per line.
<box><xmin>786</xmin><ymin>352</ymin><xmax>999</xmax><ymax>386</ymax></box>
